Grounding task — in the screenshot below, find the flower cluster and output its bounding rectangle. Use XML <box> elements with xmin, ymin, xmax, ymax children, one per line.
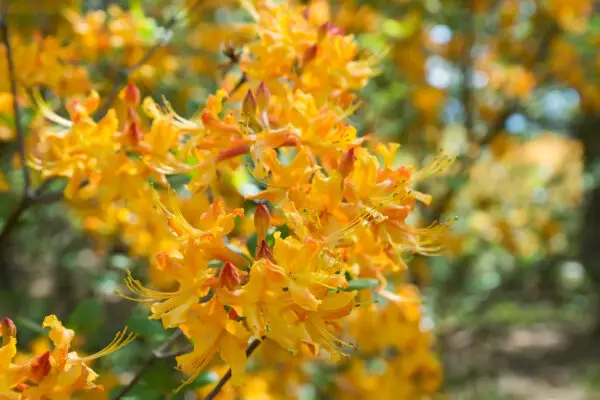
<box><xmin>27</xmin><ymin>0</ymin><xmax>452</xmax><ymax>395</ymax></box>
<box><xmin>0</xmin><ymin>317</ymin><xmax>134</xmax><ymax>398</ymax></box>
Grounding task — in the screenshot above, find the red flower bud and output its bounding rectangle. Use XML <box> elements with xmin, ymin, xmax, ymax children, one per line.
<box><xmin>301</xmin><ymin>7</ymin><xmax>309</xmax><ymax>20</ymax></box>
<box><xmin>1</xmin><ymin>317</ymin><xmax>16</xmax><ymax>345</ymax></box>
<box><xmin>256</xmin><ymin>240</ymin><xmax>275</xmax><ymax>262</ymax></box>
<box><xmin>319</xmin><ymin>22</ymin><xmax>344</xmax><ymax>40</ymax></box>
<box><xmin>123</xmin><ymin>82</ymin><xmax>140</xmax><ymax>106</ymax></box>
<box><xmin>219</xmin><ymin>262</ymin><xmax>240</xmax><ymax>291</ymax></box>
<box><xmin>30</xmin><ymin>351</ymin><xmax>51</xmax><ymax>383</ymax></box>
<box><xmin>303</xmin><ymin>45</ymin><xmax>318</xmax><ymax>65</ymax></box>
<box><xmin>127</xmin><ymin>120</ymin><xmax>143</xmax><ymax>146</ymax></box>
<box><xmin>339</xmin><ymin>148</ymin><xmax>357</xmax><ymax>178</ymax></box>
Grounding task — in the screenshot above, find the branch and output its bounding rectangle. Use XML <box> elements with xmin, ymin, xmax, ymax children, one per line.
<box><xmin>460</xmin><ymin>0</ymin><xmax>476</xmax><ymax>138</ymax></box>
<box><xmin>0</xmin><ymin>5</ymin><xmax>32</xmax><ymax>258</ymax></box>
<box><xmin>1</xmin><ymin>5</ymin><xmax>29</xmax><ymax>194</ymax></box>
<box><xmin>113</xmin><ymin>330</ymin><xmax>184</xmax><ymax>400</ymax></box>
<box><xmin>94</xmin><ymin>0</ymin><xmax>204</xmax><ymax>120</ymax></box>
<box><xmin>204</xmin><ymin>338</ymin><xmax>263</xmax><ymax>400</ymax></box>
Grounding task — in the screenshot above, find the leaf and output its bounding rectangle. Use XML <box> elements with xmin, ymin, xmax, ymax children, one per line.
<box><xmin>186</xmin><ymin>370</ymin><xmax>219</xmax><ymax>389</ymax></box>
<box><xmin>246</xmin><ymin>232</ymin><xmax>258</xmax><ymax>258</ymax></box>
<box><xmin>68</xmin><ymin>298</ymin><xmax>106</xmax><ymax>334</ymax></box>
<box><xmin>342</xmin><ymin>278</ymin><xmax>380</xmax><ymax>291</ymax></box>
<box><xmin>127</xmin><ymin>309</ymin><xmax>169</xmax><ymax>341</ymax></box>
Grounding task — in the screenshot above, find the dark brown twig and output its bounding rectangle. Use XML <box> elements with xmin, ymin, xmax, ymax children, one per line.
<box><xmin>204</xmin><ymin>338</ymin><xmax>263</xmax><ymax>400</ymax></box>
<box><xmin>1</xmin><ymin>6</ymin><xmax>29</xmax><ymax>193</ymax></box>
<box><xmin>94</xmin><ymin>0</ymin><xmax>204</xmax><ymax>120</ymax></box>
<box><xmin>0</xmin><ymin>5</ymin><xmax>31</xmax><ymax>262</ymax></box>
<box><xmin>113</xmin><ymin>330</ymin><xmax>184</xmax><ymax>400</ymax></box>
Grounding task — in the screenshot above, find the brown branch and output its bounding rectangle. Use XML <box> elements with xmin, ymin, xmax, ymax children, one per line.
<box><xmin>94</xmin><ymin>0</ymin><xmax>204</xmax><ymax>120</ymax></box>
<box><xmin>229</xmin><ymin>73</ymin><xmax>247</xmax><ymax>97</ymax></box>
<box><xmin>204</xmin><ymin>338</ymin><xmax>263</xmax><ymax>400</ymax></box>
<box><xmin>0</xmin><ymin>5</ymin><xmax>32</xmax><ymax>263</ymax></box>
<box><xmin>460</xmin><ymin>0</ymin><xmax>476</xmax><ymax>138</ymax></box>
<box><xmin>113</xmin><ymin>330</ymin><xmax>184</xmax><ymax>400</ymax></box>
<box><xmin>1</xmin><ymin>7</ymin><xmax>28</xmax><ymax>192</ymax></box>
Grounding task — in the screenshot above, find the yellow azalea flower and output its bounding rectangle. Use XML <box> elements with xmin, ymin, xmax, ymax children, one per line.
<box><xmin>0</xmin><ymin>316</ymin><xmax>134</xmax><ymax>398</ymax></box>
<box><xmin>177</xmin><ymin>300</ymin><xmax>250</xmax><ymax>389</ymax></box>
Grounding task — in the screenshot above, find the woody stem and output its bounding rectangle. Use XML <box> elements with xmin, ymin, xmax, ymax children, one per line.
<box><xmin>113</xmin><ymin>330</ymin><xmax>185</xmax><ymax>400</ymax></box>
<box><xmin>204</xmin><ymin>338</ymin><xmax>263</xmax><ymax>400</ymax></box>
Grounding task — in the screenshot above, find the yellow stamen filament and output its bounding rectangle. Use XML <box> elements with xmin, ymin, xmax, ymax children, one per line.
<box><xmin>33</xmin><ymin>89</ymin><xmax>74</xmax><ymax>128</ymax></box>
<box><xmin>412</xmin><ymin>150</ymin><xmax>455</xmax><ymax>182</ymax></box>
<box><xmin>78</xmin><ymin>327</ymin><xmax>137</xmax><ymax>361</ymax></box>
<box><xmin>116</xmin><ymin>270</ymin><xmax>178</xmax><ymax>302</ymax></box>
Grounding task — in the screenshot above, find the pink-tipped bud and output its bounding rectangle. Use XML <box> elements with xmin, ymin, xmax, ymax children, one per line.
<box><xmin>123</xmin><ymin>82</ymin><xmax>140</xmax><ymax>106</ymax></box>
<box><xmin>256</xmin><ymin>240</ymin><xmax>275</xmax><ymax>262</ymax></box>
<box><xmin>303</xmin><ymin>45</ymin><xmax>318</xmax><ymax>65</ymax></box>
<box><xmin>127</xmin><ymin>120</ymin><xmax>143</xmax><ymax>146</ymax></box>
<box><xmin>219</xmin><ymin>262</ymin><xmax>240</xmax><ymax>291</ymax></box>
<box><xmin>318</xmin><ymin>22</ymin><xmax>344</xmax><ymax>40</ymax></box>
<box><xmin>256</xmin><ymin>82</ymin><xmax>271</xmax><ymax>111</ymax></box>
<box><xmin>339</xmin><ymin>148</ymin><xmax>357</xmax><ymax>178</ymax></box>
<box><xmin>242</xmin><ymin>89</ymin><xmax>257</xmax><ymax>117</ymax></box>
<box><xmin>29</xmin><ymin>351</ymin><xmax>51</xmax><ymax>383</ymax></box>
<box><xmin>1</xmin><ymin>317</ymin><xmax>16</xmax><ymax>345</ymax></box>
<box><xmin>254</xmin><ymin>203</ymin><xmax>271</xmax><ymax>242</ymax></box>
<box><xmin>301</xmin><ymin>7</ymin><xmax>309</xmax><ymax>20</ymax></box>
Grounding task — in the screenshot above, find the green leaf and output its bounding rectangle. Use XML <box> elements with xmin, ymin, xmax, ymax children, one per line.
<box><xmin>246</xmin><ymin>232</ymin><xmax>258</xmax><ymax>258</ymax></box>
<box><xmin>186</xmin><ymin>371</ymin><xmax>219</xmax><ymax>389</ymax></box>
<box><xmin>342</xmin><ymin>278</ymin><xmax>380</xmax><ymax>291</ymax></box>
<box><xmin>143</xmin><ymin>360</ymin><xmax>181</xmax><ymax>392</ymax></box>
<box><xmin>127</xmin><ymin>309</ymin><xmax>169</xmax><ymax>341</ymax></box>
<box><xmin>68</xmin><ymin>298</ymin><xmax>105</xmax><ymax>334</ymax></box>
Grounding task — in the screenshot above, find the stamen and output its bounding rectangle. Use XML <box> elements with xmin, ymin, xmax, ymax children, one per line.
<box><xmin>33</xmin><ymin>90</ymin><xmax>73</xmax><ymax>128</ymax></box>
<box><xmin>78</xmin><ymin>327</ymin><xmax>137</xmax><ymax>361</ymax></box>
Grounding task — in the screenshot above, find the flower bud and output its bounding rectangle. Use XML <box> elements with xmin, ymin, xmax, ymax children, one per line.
<box><xmin>123</xmin><ymin>82</ymin><xmax>140</xmax><ymax>106</ymax></box>
<box><xmin>256</xmin><ymin>82</ymin><xmax>271</xmax><ymax>111</ymax></box>
<box><xmin>339</xmin><ymin>148</ymin><xmax>356</xmax><ymax>178</ymax></box>
<box><xmin>127</xmin><ymin>120</ymin><xmax>143</xmax><ymax>147</ymax></box>
<box><xmin>219</xmin><ymin>262</ymin><xmax>240</xmax><ymax>291</ymax></box>
<box><xmin>254</xmin><ymin>203</ymin><xmax>270</xmax><ymax>242</ymax></box>
<box><xmin>242</xmin><ymin>89</ymin><xmax>257</xmax><ymax>117</ymax></box>
<box><xmin>301</xmin><ymin>7</ymin><xmax>309</xmax><ymax>20</ymax></box>
<box><xmin>318</xmin><ymin>22</ymin><xmax>344</xmax><ymax>41</ymax></box>
<box><xmin>256</xmin><ymin>239</ymin><xmax>275</xmax><ymax>262</ymax></box>
<box><xmin>303</xmin><ymin>45</ymin><xmax>318</xmax><ymax>65</ymax></box>
<box><xmin>1</xmin><ymin>317</ymin><xmax>16</xmax><ymax>345</ymax></box>
<box><xmin>29</xmin><ymin>351</ymin><xmax>51</xmax><ymax>383</ymax></box>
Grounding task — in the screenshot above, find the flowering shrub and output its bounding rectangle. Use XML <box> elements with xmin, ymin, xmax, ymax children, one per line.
<box><xmin>0</xmin><ymin>0</ymin><xmax>458</xmax><ymax>398</ymax></box>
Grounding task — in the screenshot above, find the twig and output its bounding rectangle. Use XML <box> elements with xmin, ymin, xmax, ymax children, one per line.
<box><xmin>460</xmin><ymin>0</ymin><xmax>475</xmax><ymax>138</ymax></box>
<box><xmin>0</xmin><ymin>5</ymin><xmax>33</xmax><ymax>269</ymax></box>
<box><xmin>1</xmin><ymin>5</ymin><xmax>29</xmax><ymax>194</ymax></box>
<box><xmin>94</xmin><ymin>0</ymin><xmax>204</xmax><ymax>120</ymax></box>
<box><xmin>113</xmin><ymin>330</ymin><xmax>184</xmax><ymax>400</ymax></box>
<box><xmin>204</xmin><ymin>338</ymin><xmax>263</xmax><ymax>400</ymax></box>
<box><xmin>229</xmin><ymin>73</ymin><xmax>247</xmax><ymax>97</ymax></box>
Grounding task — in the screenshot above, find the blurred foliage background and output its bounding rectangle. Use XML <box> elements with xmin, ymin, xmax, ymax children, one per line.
<box><xmin>1</xmin><ymin>0</ymin><xmax>599</xmax><ymax>398</ymax></box>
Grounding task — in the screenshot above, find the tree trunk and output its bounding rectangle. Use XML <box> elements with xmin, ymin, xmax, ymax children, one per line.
<box><xmin>574</xmin><ymin>112</ymin><xmax>600</xmax><ymax>333</ymax></box>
